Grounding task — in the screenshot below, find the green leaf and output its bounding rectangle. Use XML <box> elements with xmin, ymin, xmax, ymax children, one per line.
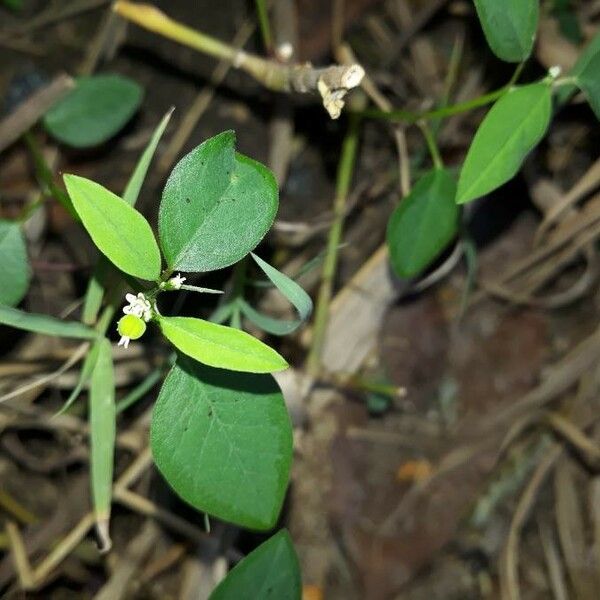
<box><xmin>123</xmin><ymin>107</ymin><xmax>174</xmax><ymax>206</ymax></box>
<box><xmin>0</xmin><ymin>305</ymin><xmax>97</xmax><ymax>339</ymax></box>
<box><xmin>158</xmin><ymin>131</ymin><xmax>278</xmax><ymax>272</ymax></box>
<box><xmin>56</xmin><ymin>340</ymin><xmax>101</xmax><ymax>415</ymax></box>
<box><xmin>573</xmin><ymin>39</ymin><xmax>600</xmax><ymax>120</ymax></box>
<box><xmin>557</xmin><ymin>31</ymin><xmax>600</xmax><ymax>107</ymax></box>
<box><xmin>82</xmin><ymin>109</ymin><xmax>174</xmax><ymax>324</ymax></box>
<box><xmin>457</xmin><ymin>83</ymin><xmax>552</xmax><ymax>205</ymax></box>
<box><xmin>1</xmin><ymin>0</ymin><xmax>22</xmax><ymax>10</ymax></box>
<box><xmin>63</xmin><ymin>174</ymin><xmax>161</xmax><ymax>280</ymax></box>
<box><xmin>473</xmin><ymin>0</ymin><xmax>539</xmax><ymax>62</ymax></box>
<box><xmin>158</xmin><ymin>316</ymin><xmax>288</xmax><ymax>373</ymax></box>
<box><xmin>239</xmin><ymin>253</ymin><xmax>313</xmax><ymax>336</ymax></box>
<box><xmin>387</xmin><ymin>168</ymin><xmax>459</xmax><ymax>278</ymax></box>
<box><xmin>209</xmin><ymin>530</ymin><xmax>301</xmax><ymax>599</ymax></box>
<box><xmin>43</xmin><ymin>74</ymin><xmax>143</xmax><ymax>148</ymax></box>
<box><xmin>151</xmin><ymin>357</ymin><xmax>293</xmax><ymax>530</ymax></box>
<box><xmin>0</xmin><ymin>220</ymin><xmax>30</xmax><ymax>307</ymax></box>
<box><xmin>89</xmin><ymin>338</ymin><xmax>115</xmax><ymax>550</ymax></box>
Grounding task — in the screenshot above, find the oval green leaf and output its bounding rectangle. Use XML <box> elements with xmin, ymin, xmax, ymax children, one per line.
<box><xmin>43</xmin><ymin>74</ymin><xmax>143</xmax><ymax>148</ymax></box>
<box><xmin>209</xmin><ymin>530</ymin><xmax>301</xmax><ymax>599</ymax></box>
<box><xmin>63</xmin><ymin>174</ymin><xmax>161</xmax><ymax>280</ymax></box>
<box><xmin>387</xmin><ymin>168</ymin><xmax>458</xmax><ymax>278</ymax></box>
<box><xmin>159</xmin><ymin>315</ymin><xmax>288</xmax><ymax>373</ymax></box>
<box><xmin>473</xmin><ymin>0</ymin><xmax>539</xmax><ymax>63</ymax></box>
<box><xmin>151</xmin><ymin>357</ymin><xmax>293</xmax><ymax>530</ymax></box>
<box><xmin>158</xmin><ymin>131</ymin><xmax>278</xmax><ymax>273</ymax></box>
<box><xmin>457</xmin><ymin>83</ymin><xmax>552</xmax><ymax>205</ymax></box>
<box><xmin>0</xmin><ymin>305</ymin><xmax>97</xmax><ymax>339</ymax></box>
<box><xmin>0</xmin><ymin>219</ymin><xmax>30</xmax><ymax>307</ymax></box>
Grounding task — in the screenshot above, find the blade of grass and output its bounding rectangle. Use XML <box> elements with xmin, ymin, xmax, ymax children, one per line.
<box><xmin>89</xmin><ymin>338</ymin><xmax>115</xmax><ymax>552</ymax></box>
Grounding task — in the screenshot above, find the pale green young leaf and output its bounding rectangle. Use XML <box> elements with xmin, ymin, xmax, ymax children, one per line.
<box><xmin>158</xmin><ymin>316</ymin><xmax>288</xmax><ymax>373</ymax></box>
<box><xmin>387</xmin><ymin>168</ymin><xmax>459</xmax><ymax>278</ymax></box>
<box><xmin>209</xmin><ymin>530</ymin><xmax>301</xmax><ymax>599</ymax></box>
<box><xmin>0</xmin><ymin>305</ymin><xmax>96</xmax><ymax>339</ymax></box>
<box><xmin>158</xmin><ymin>131</ymin><xmax>278</xmax><ymax>272</ymax></box>
<box><xmin>82</xmin><ymin>109</ymin><xmax>174</xmax><ymax>324</ymax></box>
<box><xmin>63</xmin><ymin>174</ymin><xmax>161</xmax><ymax>280</ymax></box>
<box><xmin>151</xmin><ymin>357</ymin><xmax>293</xmax><ymax>530</ymax></box>
<box><xmin>239</xmin><ymin>253</ymin><xmax>313</xmax><ymax>336</ymax></box>
<box><xmin>457</xmin><ymin>83</ymin><xmax>552</xmax><ymax>205</ymax></box>
<box><xmin>0</xmin><ymin>220</ymin><xmax>30</xmax><ymax>307</ymax></box>
<box><xmin>473</xmin><ymin>0</ymin><xmax>539</xmax><ymax>62</ymax></box>
<box><xmin>43</xmin><ymin>74</ymin><xmax>143</xmax><ymax>148</ymax></box>
<box><xmin>89</xmin><ymin>338</ymin><xmax>115</xmax><ymax>550</ymax></box>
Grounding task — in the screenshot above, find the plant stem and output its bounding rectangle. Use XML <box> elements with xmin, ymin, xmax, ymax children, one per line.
<box><xmin>361</xmin><ymin>62</ymin><xmax>526</xmax><ymax>124</ymax></box>
<box><xmin>113</xmin><ymin>1</ymin><xmax>364</xmax><ymax>118</ymax></box>
<box><xmin>306</xmin><ymin>115</ymin><xmax>361</xmax><ymax>376</ymax></box>
<box><xmin>418</xmin><ymin>120</ymin><xmax>443</xmax><ymax>169</ymax></box>
<box><xmin>21</xmin><ymin>131</ymin><xmax>76</xmax><ymax>219</ymax></box>
<box><xmin>255</xmin><ymin>0</ymin><xmax>272</xmax><ymax>53</ymax></box>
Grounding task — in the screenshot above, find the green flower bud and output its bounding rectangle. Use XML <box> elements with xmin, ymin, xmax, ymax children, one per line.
<box><xmin>117</xmin><ymin>314</ymin><xmax>146</xmax><ymax>344</ymax></box>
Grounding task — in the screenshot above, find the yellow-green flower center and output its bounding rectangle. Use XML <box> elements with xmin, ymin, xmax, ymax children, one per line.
<box><xmin>117</xmin><ymin>314</ymin><xmax>147</xmax><ymax>340</ymax></box>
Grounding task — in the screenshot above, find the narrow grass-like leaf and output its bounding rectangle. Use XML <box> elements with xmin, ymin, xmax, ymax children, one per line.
<box><xmin>457</xmin><ymin>83</ymin><xmax>552</xmax><ymax>205</ymax></box>
<box><xmin>0</xmin><ymin>305</ymin><xmax>96</xmax><ymax>339</ymax></box>
<box><xmin>56</xmin><ymin>340</ymin><xmax>101</xmax><ymax>415</ymax></box>
<box><xmin>89</xmin><ymin>338</ymin><xmax>115</xmax><ymax>551</ymax></box>
<box><xmin>0</xmin><ymin>220</ymin><xmax>30</xmax><ymax>307</ymax></box>
<box><xmin>159</xmin><ymin>316</ymin><xmax>288</xmax><ymax>373</ymax></box>
<box><xmin>209</xmin><ymin>530</ymin><xmax>301</xmax><ymax>599</ymax></box>
<box><xmin>158</xmin><ymin>131</ymin><xmax>278</xmax><ymax>272</ymax></box>
<box><xmin>242</xmin><ymin>253</ymin><xmax>312</xmax><ymax>336</ymax></box>
<box><xmin>123</xmin><ymin>107</ymin><xmax>174</xmax><ymax>205</ymax></box>
<box><xmin>473</xmin><ymin>0</ymin><xmax>539</xmax><ymax>62</ymax></box>
<box><xmin>151</xmin><ymin>357</ymin><xmax>293</xmax><ymax>530</ymax></box>
<box><xmin>43</xmin><ymin>74</ymin><xmax>143</xmax><ymax>148</ymax></box>
<box><xmin>64</xmin><ymin>174</ymin><xmax>161</xmax><ymax>280</ymax></box>
<box><xmin>387</xmin><ymin>168</ymin><xmax>459</xmax><ymax>278</ymax></box>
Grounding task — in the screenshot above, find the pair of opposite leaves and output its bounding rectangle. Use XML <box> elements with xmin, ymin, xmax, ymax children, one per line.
<box><xmin>64</xmin><ymin>131</ymin><xmax>288</xmax><ymax>374</ymax></box>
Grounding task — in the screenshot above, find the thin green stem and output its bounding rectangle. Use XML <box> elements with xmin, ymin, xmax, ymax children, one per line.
<box><xmin>255</xmin><ymin>0</ymin><xmax>272</xmax><ymax>53</ymax></box>
<box><xmin>361</xmin><ymin>62</ymin><xmax>526</xmax><ymax>125</ymax></box>
<box><xmin>418</xmin><ymin>120</ymin><xmax>443</xmax><ymax>169</ymax></box>
<box><xmin>306</xmin><ymin>114</ymin><xmax>361</xmax><ymax>376</ymax></box>
<box><xmin>22</xmin><ymin>131</ymin><xmax>76</xmax><ymax>219</ymax></box>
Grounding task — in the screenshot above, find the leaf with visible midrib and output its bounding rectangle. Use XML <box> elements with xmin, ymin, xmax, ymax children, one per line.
<box><xmin>158</xmin><ymin>131</ymin><xmax>278</xmax><ymax>273</ymax></box>
<box><xmin>159</xmin><ymin>315</ymin><xmax>288</xmax><ymax>373</ymax></box>
<box><xmin>151</xmin><ymin>358</ymin><xmax>293</xmax><ymax>530</ymax></box>
<box><xmin>209</xmin><ymin>530</ymin><xmax>301</xmax><ymax>599</ymax></box>
<box><xmin>0</xmin><ymin>220</ymin><xmax>30</xmax><ymax>307</ymax></box>
<box><xmin>0</xmin><ymin>305</ymin><xmax>97</xmax><ymax>339</ymax></box>
<box><xmin>387</xmin><ymin>168</ymin><xmax>458</xmax><ymax>278</ymax></box>
<box><xmin>64</xmin><ymin>175</ymin><xmax>161</xmax><ymax>281</ymax></box>
<box><xmin>457</xmin><ymin>83</ymin><xmax>552</xmax><ymax>205</ymax></box>
<box><xmin>473</xmin><ymin>0</ymin><xmax>539</xmax><ymax>63</ymax></box>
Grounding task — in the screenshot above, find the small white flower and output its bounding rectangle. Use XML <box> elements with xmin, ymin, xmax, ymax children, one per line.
<box><xmin>549</xmin><ymin>65</ymin><xmax>562</xmax><ymax>79</ymax></box>
<box><xmin>169</xmin><ymin>273</ymin><xmax>186</xmax><ymax>290</ymax></box>
<box><xmin>118</xmin><ymin>335</ymin><xmax>130</xmax><ymax>349</ymax></box>
<box><xmin>122</xmin><ymin>292</ymin><xmax>153</xmax><ymax>322</ymax></box>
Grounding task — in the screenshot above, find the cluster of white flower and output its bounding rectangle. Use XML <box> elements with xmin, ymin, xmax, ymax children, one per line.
<box><xmin>122</xmin><ymin>292</ymin><xmax>153</xmax><ymax>322</ymax></box>
<box><xmin>159</xmin><ymin>273</ymin><xmax>186</xmax><ymax>291</ymax></box>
